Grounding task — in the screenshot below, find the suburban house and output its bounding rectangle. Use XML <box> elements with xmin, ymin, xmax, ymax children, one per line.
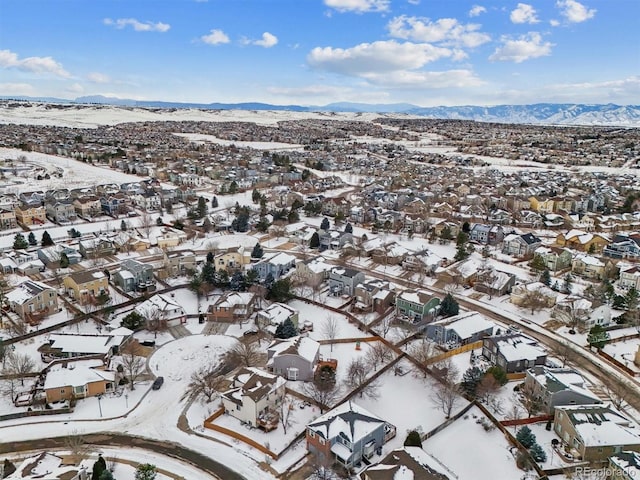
<box><xmin>306</xmin><ymin>401</ymin><xmax>396</xmax><ymax>470</ymax></box>
<box><xmin>45</xmin><ymin>199</ymin><xmax>77</xmax><ymax>223</ymax></box>
<box><xmin>524</xmin><ymin>366</ymin><xmax>602</xmax><ymax>414</ymax></box>
<box><xmin>113</xmin><ymin>258</ymin><xmax>155</xmax><ymax>292</ymax></box>
<box><xmin>253</xmin><ymin>252</ymin><xmax>296</xmax><ymax>282</ymax></box>
<box><xmin>78</xmin><ymin>236</ymin><xmax>116</xmax><ymax>258</ymax></box>
<box><xmin>256</xmin><ymin>302</ymin><xmax>299</xmax><ymax>330</ymax></box>
<box><xmin>156</xmin><ymin>228</ymin><xmax>188</xmax><ymax>249</ymax></box>
<box><xmin>603</xmin><ymin>233</ymin><xmax>640</xmax><ymax>260</ymax></box>
<box><xmin>571</xmin><ymin>254</ymin><xmax>607</xmax><ymax>280</ymax></box>
<box><xmin>213</xmin><ymin>246</ymin><xmax>251</xmax><ymax>271</ymax></box>
<box><xmin>502</xmin><ymin>233</ymin><xmax>542</xmax><ymax>258</ymax></box>
<box><xmin>328</xmin><ymin>267</ymin><xmax>365</xmax><ymax>296</ymax></box>
<box><xmin>481</xmin><ymin>333</ymin><xmax>547</xmax><ymax>373</ymax></box>
<box><xmin>395</xmin><ymin>289</ymin><xmax>440</xmax><ymax>322</ymax></box>
<box><xmin>473</xmin><ymin>267</ymin><xmax>516</xmax><ymax>298</ymax></box>
<box><xmin>608</xmin><ymin>451</ymin><xmax>640</xmax><ymax>480</ymax></box>
<box><xmin>618</xmin><ymin>265</ymin><xmax>640</xmax><ymax>291</ymax></box>
<box><xmin>0</xmin><ymin>207</ymin><xmax>17</xmax><ymax>230</ymax></box>
<box><xmin>15</xmin><ymin>202</ymin><xmax>46</xmax><ymax>226</ymax></box>
<box><xmin>73</xmin><ymin>194</ymin><xmax>102</xmax><ymax>218</ymax></box>
<box><xmin>0</xmin><ymin>250</ymin><xmax>45</xmax><ymax>275</ymax></box>
<box><xmin>63</xmin><ymin>271</ymin><xmax>109</xmax><ymax>305</ymax></box>
<box><xmin>556</xmin><ymin>229</ymin><xmax>610</xmax><ymax>253</ymax></box>
<box><xmin>402</xmin><ymin>250</ymin><xmax>444</xmax><ymax>275</ymax></box>
<box><xmin>6</xmin><ymin>280</ymin><xmax>58</xmax><ymax>322</ymax></box>
<box><xmin>361</xmin><ymin>447</ymin><xmax>451</xmax><ymax>480</ymax></box>
<box><xmin>266</xmin><ymin>336</ymin><xmax>320</xmax><ymax>381</ymax></box>
<box><xmin>163</xmin><ymin>250</ymin><xmax>196</xmax><ymax>277</ymax></box>
<box><xmin>43</xmin><ymin>358</ymin><xmax>116</xmax><ymax>403</ymax></box>
<box><xmin>38</xmin><ymin>329</ymin><xmax>133</xmax><ymax>362</ymax></box>
<box><xmin>553</xmin><ymin>405</ymin><xmax>640</xmax><ymax>464</ymax></box>
<box><xmin>469</xmin><ymin>224</ymin><xmax>505</xmax><ymax>245</ymax></box>
<box><xmin>424</xmin><ymin>312</ymin><xmax>495</xmax><ymax>347</ymax></box>
<box><xmin>533</xmin><ymin>246</ymin><xmax>573</xmax><ymax>272</ymax></box>
<box><xmin>134</xmin><ymin>293</ymin><xmax>186</xmax><ymax>327</ymax></box>
<box><xmin>354</xmin><ymin>280</ymin><xmax>395</xmax><ymax>313</ymax></box>
<box><xmin>37</xmin><ymin>244</ymin><xmax>82</xmax><ymax>266</ymax></box>
<box><xmin>207</xmin><ymin>292</ymin><xmax>256</xmax><ymax>323</ymax></box>
<box><xmin>295</xmin><ymin>257</ymin><xmax>333</xmax><ymax>286</ymax></box>
<box><xmin>220</xmin><ymin>367</ymin><xmax>287</xmax><ymax>431</ymax></box>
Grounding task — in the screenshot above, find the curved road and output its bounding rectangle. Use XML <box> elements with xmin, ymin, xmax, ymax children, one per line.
<box><xmin>0</xmin><ymin>433</ymin><xmax>245</xmax><ymax>480</ymax></box>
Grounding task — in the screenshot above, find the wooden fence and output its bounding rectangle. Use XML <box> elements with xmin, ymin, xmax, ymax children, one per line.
<box><xmin>596</xmin><ymin>349</ymin><xmax>639</xmax><ymax>377</ymax></box>
<box><xmin>425</xmin><ymin>341</ymin><xmax>483</xmax><ymax>365</ymax></box>
<box><xmin>501</xmin><ymin>414</ymin><xmax>553</xmax><ymax>427</ymax></box>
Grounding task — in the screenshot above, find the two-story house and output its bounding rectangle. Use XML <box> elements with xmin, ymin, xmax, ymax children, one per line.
<box><xmin>15</xmin><ymin>201</ymin><xmax>46</xmax><ymax>226</ymax></box>
<box><xmin>207</xmin><ymin>292</ymin><xmax>256</xmax><ymax>323</ymax></box>
<box><xmin>306</xmin><ymin>401</ymin><xmax>395</xmax><ymax>469</ymax></box>
<box><xmin>395</xmin><ymin>289</ymin><xmax>440</xmax><ymax>322</ymax></box>
<box><xmin>481</xmin><ymin>333</ymin><xmax>547</xmax><ymax>373</ymax></box>
<box><xmin>6</xmin><ymin>280</ymin><xmax>58</xmax><ymax>321</ymax></box>
<box><xmin>502</xmin><ymin>233</ymin><xmax>542</xmax><ymax>258</ymax></box>
<box><xmin>328</xmin><ymin>267</ymin><xmax>365</xmax><ymax>296</ymax></box>
<box><xmin>256</xmin><ymin>302</ymin><xmax>299</xmax><ymax>330</ymax></box>
<box><xmin>78</xmin><ymin>236</ymin><xmax>117</xmax><ymax>259</ymax></box>
<box><xmin>163</xmin><ymin>250</ymin><xmax>196</xmax><ymax>277</ymax></box>
<box><xmin>424</xmin><ymin>312</ymin><xmax>495</xmax><ymax>347</ymax></box>
<box><xmin>533</xmin><ymin>246</ymin><xmax>573</xmax><ymax>272</ymax></box>
<box><xmin>113</xmin><ymin>258</ymin><xmax>155</xmax><ymax>292</ymax></box>
<box><xmin>524</xmin><ymin>366</ymin><xmax>602</xmax><ymax>414</ymax></box>
<box><xmin>354</xmin><ymin>280</ymin><xmax>395</xmax><ymax>313</ymax></box>
<box><xmin>45</xmin><ymin>199</ymin><xmax>77</xmax><ymax>223</ymax></box>
<box><xmin>63</xmin><ymin>270</ymin><xmax>109</xmax><ymax>305</ymax></box>
<box><xmin>253</xmin><ymin>252</ymin><xmax>296</xmax><ymax>282</ymax></box>
<box><xmin>134</xmin><ymin>293</ymin><xmax>186</xmax><ymax>327</ymax></box>
<box><xmin>266</xmin><ymin>336</ymin><xmax>320</xmax><ymax>381</ymax></box>
<box><xmin>220</xmin><ymin>367</ymin><xmax>287</xmax><ymax>431</ymax></box>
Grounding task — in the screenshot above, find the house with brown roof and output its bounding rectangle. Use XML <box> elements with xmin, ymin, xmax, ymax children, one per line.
<box><xmin>6</xmin><ymin>280</ymin><xmax>58</xmax><ymax>322</ymax></box>
<box><xmin>63</xmin><ymin>270</ymin><xmax>109</xmax><ymax>305</ymax></box>
<box><xmin>361</xmin><ymin>447</ymin><xmax>450</xmax><ymax>480</ymax></box>
<box><xmin>207</xmin><ymin>292</ymin><xmax>256</xmax><ymax>322</ymax></box>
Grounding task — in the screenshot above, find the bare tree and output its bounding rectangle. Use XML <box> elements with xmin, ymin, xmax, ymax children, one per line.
<box><xmin>278</xmin><ymin>395</ymin><xmax>296</xmax><ymax>435</ymax></box>
<box><xmin>6</xmin><ymin>316</ymin><xmax>28</xmax><ymax>338</ymax></box>
<box><xmin>603</xmin><ymin>380</ymin><xmax>633</xmax><ymax>410</ymax></box>
<box><xmin>431</xmin><ymin>359</ymin><xmax>461</xmax><ymax>418</ymax></box>
<box><xmin>365</xmin><ymin>342</ymin><xmax>394</xmax><ymax>371</ymax></box>
<box><xmin>64</xmin><ymin>430</ymin><xmax>91</xmax><ymax>463</ymax></box>
<box><xmin>308</xmin><ymin>451</ymin><xmax>337</xmax><ymax>480</ymax></box>
<box><xmin>184</xmin><ymin>366</ymin><xmax>226</xmax><ymax>403</ymax></box>
<box><xmin>5</xmin><ymin>352</ymin><xmax>36</xmax><ymax>386</ymax></box>
<box><xmin>119</xmin><ymin>342</ymin><xmax>146</xmax><ymax>391</ymax></box>
<box><xmin>227</xmin><ymin>340</ymin><xmax>262</xmax><ymax>368</ymax></box>
<box><xmin>0</xmin><ymin>377</ymin><xmax>20</xmax><ymax>402</ymax></box>
<box><xmin>408</xmin><ymin>338</ymin><xmax>436</xmax><ymax>378</ymax></box>
<box><xmin>139</xmin><ymin>210</ymin><xmax>154</xmax><ymax>239</ymax></box>
<box><xmin>322</xmin><ymin>315</ymin><xmax>340</xmax><ymax>353</ymax></box>
<box><xmin>476</xmin><ymin>374</ymin><xmax>501</xmax><ymax>404</ymax></box>
<box><xmin>520</xmin><ymin>288</ymin><xmax>548</xmax><ymax>315</ymax></box>
<box><xmin>517</xmin><ymin>382</ymin><xmax>543</xmax><ymax>418</ymax></box>
<box><xmin>303</xmin><ymin>367</ymin><xmax>340</xmax><ymax>414</ymax></box>
<box><xmin>343</xmin><ymin>358</ymin><xmax>379</xmax><ymax>399</ymax></box>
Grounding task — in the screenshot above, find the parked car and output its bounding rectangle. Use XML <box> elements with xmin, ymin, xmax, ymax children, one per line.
<box><xmin>152</xmin><ymin>376</ymin><xmax>164</xmax><ymax>390</ymax></box>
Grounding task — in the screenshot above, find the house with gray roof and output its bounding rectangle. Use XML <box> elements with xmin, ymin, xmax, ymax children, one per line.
<box><xmin>266</xmin><ymin>336</ymin><xmax>320</xmax><ymax>381</ymax></box>
<box><xmin>113</xmin><ymin>258</ymin><xmax>154</xmax><ymax>292</ymax></box>
<box><xmin>328</xmin><ymin>266</ymin><xmax>365</xmax><ymax>296</ymax></box>
<box><xmin>524</xmin><ymin>366</ymin><xmax>602</xmax><ymax>414</ymax></box>
<box><xmin>482</xmin><ymin>333</ymin><xmax>547</xmax><ymax>373</ymax></box>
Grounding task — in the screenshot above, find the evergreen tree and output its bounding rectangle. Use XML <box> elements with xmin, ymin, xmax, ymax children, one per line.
<box><xmin>135</xmin><ymin>463</ymin><xmax>157</xmax><ymax>480</ymax></box>
<box><xmin>206</xmin><ymin>251</ymin><xmax>214</xmax><ymax>264</ymax></box>
<box><xmin>320</xmin><ymin>217</ymin><xmax>330</xmax><ymax>231</ymax></box>
<box><xmin>28</xmin><ymin>232</ymin><xmax>37</xmax><ymax>246</ymax></box>
<box><xmin>587</xmin><ymin>324</ymin><xmax>610</xmax><ymax>349</ymax></box>
<box><xmin>462</xmin><ymin>221</ymin><xmax>470</xmax><ymax>233</ymax></box>
<box><xmin>13</xmin><ymin>233</ymin><xmax>28</xmax><ymax>250</ymax></box>
<box><xmin>288</xmin><ymin>209</ymin><xmax>300</xmax><ymax>223</ymax></box>
<box><xmin>440</xmin><ymin>225</ymin><xmax>453</xmax><ymax>241</ymax></box>
<box><xmin>454</xmin><ymin>241</ymin><xmax>470</xmax><ymax>262</ymax></box>
<box><xmin>486</xmin><ymin>365</ymin><xmax>508</xmax><ymax>385</ymax></box>
<box><xmin>99</xmin><ymin>471</ymin><xmax>115</xmax><ymax>480</ymax></box>
<box><xmin>252</xmin><ymin>188</ymin><xmax>261</xmax><ymax>203</ymax></box>
<box><xmin>529</xmin><ymin>443</ymin><xmax>547</xmax><ymax>462</ymax></box>
<box><xmin>540</xmin><ymin>269</ymin><xmax>551</xmax><ymax>286</ymax></box>
<box><xmin>3</xmin><ymin>459</ymin><xmax>17</xmax><ymax>477</ymax></box>
<box><xmin>461</xmin><ymin>366</ymin><xmax>484</xmax><ymax>397</ymax></box>
<box><xmin>563</xmin><ymin>273</ymin><xmax>573</xmax><ymax>294</ymax></box>
<box><xmin>230</xmin><ymin>271</ymin><xmax>246</xmax><ymax>291</ymax></box>
<box><xmin>344</xmin><ymin>223</ymin><xmax>353</xmax><ymax>234</ymax></box>
<box><xmin>516</xmin><ymin>426</ymin><xmax>536</xmax><ymax>449</ymax></box>
<box><xmin>41</xmin><ymin>230</ymin><xmax>54</xmax><ymax>246</ymax></box>
<box><xmin>264</xmin><ymin>272</ymin><xmax>275</xmax><ymax>288</ymax></box>
<box><xmin>121</xmin><ymin>219</ymin><xmax>127</xmax><ymax>231</ymax></box>
<box><xmin>251</xmin><ymin>243</ymin><xmax>264</xmax><ymax>259</ymax></box>
<box><xmin>214</xmin><ymin>269</ymin><xmax>229</xmax><ymax>288</ymax></box>
<box><xmin>60</xmin><ymin>252</ymin><xmax>70</xmax><ymax>268</ymax></box>
<box><xmin>228</xmin><ymin>180</ymin><xmax>238</xmax><ymax>194</ymax></box>
<box><xmin>267</xmin><ymin>278</ymin><xmax>293</xmax><ymax>302</ymax></box>
<box><xmin>211</xmin><ymin>196</ymin><xmax>218</xmax><ymax>208</ymax></box>
<box><xmin>196</xmin><ymin>196</ymin><xmax>207</xmax><ymax>218</ymax></box>
<box><xmin>231</xmin><ymin>213</ymin><xmax>249</xmax><ymax>232</ymax></box>
<box><xmin>92</xmin><ymin>455</ymin><xmax>107</xmax><ymax>480</ymax></box>
<box><xmin>275</xmin><ymin>318</ymin><xmax>299</xmax><ymax>339</ymax></box>
<box><xmin>255</xmin><ymin>217</ymin><xmax>271</xmax><ymax>233</ymax></box>
<box><xmin>202</xmin><ymin>217</ymin><xmax>212</xmax><ymax>232</ymax></box>
<box><xmin>403</xmin><ymin>430</ymin><xmax>422</xmax><ymax>447</ymax></box>
<box><xmin>201</xmin><ymin>262</ymin><xmax>216</xmax><ymax>285</ymax></box>
<box><xmin>530</xmin><ymin>254</ymin><xmax>546</xmax><ymax>271</ymax></box>
<box><xmin>625</xmin><ymin>286</ymin><xmax>639</xmax><ymax>311</ymax></box>
<box><xmin>121</xmin><ymin>311</ymin><xmax>145</xmax><ymax>330</ymax></box>
<box><xmin>309</xmin><ymin>231</ymin><xmax>320</xmax><ymax>249</ymax></box>
<box><xmin>439</xmin><ymin>293</ymin><xmax>459</xmax><ymax>317</ymax></box>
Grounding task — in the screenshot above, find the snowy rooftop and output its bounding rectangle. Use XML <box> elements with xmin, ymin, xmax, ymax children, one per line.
<box><xmin>308</xmin><ymin>400</ymin><xmax>387</xmax><ymax>442</ymax></box>
<box><xmin>267</xmin><ymin>336</ymin><xmax>320</xmax><ymax>364</ymax></box>
<box><xmin>44</xmin><ymin>364</ymin><xmax>115</xmax><ymax>390</ymax></box>
<box><xmin>47</xmin><ymin>333</ymin><xmax>129</xmax><ymax>355</ymax></box>
<box><xmin>430</xmin><ymin>312</ymin><xmax>495</xmax><ymax>340</ymax></box>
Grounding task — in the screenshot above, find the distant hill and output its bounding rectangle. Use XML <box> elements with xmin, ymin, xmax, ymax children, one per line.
<box><xmin>1</xmin><ymin>95</ymin><xmax>639</xmax><ymax>126</ymax></box>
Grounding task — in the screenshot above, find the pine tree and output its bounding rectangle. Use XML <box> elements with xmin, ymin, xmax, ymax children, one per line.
<box><xmin>28</xmin><ymin>232</ymin><xmax>37</xmax><ymax>246</ymax></box>
<box><xmin>230</xmin><ymin>271</ymin><xmax>246</xmax><ymax>291</ymax></box>
<box><xmin>275</xmin><ymin>318</ymin><xmax>299</xmax><ymax>339</ymax></box>
<box><xmin>344</xmin><ymin>223</ymin><xmax>353</xmax><ymax>234</ymax></box>
<box><xmin>309</xmin><ymin>231</ymin><xmax>320</xmax><ymax>249</ymax></box>
<box><xmin>530</xmin><ymin>254</ymin><xmax>546</xmax><ymax>271</ymax></box>
<box><xmin>461</xmin><ymin>366</ymin><xmax>484</xmax><ymax>397</ymax></box>
<box><xmin>587</xmin><ymin>324</ymin><xmax>609</xmax><ymax>349</ymax></box>
<box><xmin>206</xmin><ymin>251</ymin><xmax>214</xmax><ymax>264</ymax></box>
<box><xmin>135</xmin><ymin>463</ymin><xmax>157</xmax><ymax>480</ymax></box>
<box><xmin>196</xmin><ymin>196</ymin><xmax>207</xmax><ymax>218</ymax></box>
<box><xmin>41</xmin><ymin>230</ymin><xmax>54</xmax><ymax>246</ymax></box>
<box><xmin>516</xmin><ymin>426</ymin><xmax>536</xmax><ymax>449</ymax></box>
<box><xmin>529</xmin><ymin>442</ymin><xmax>547</xmax><ymax>462</ymax></box>
<box><xmin>13</xmin><ymin>233</ymin><xmax>28</xmax><ymax>250</ymax></box>
<box><xmin>92</xmin><ymin>455</ymin><xmax>107</xmax><ymax>480</ymax></box>
<box><xmin>60</xmin><ymin>252</ymin><xmax>70</xmax><ymax>268</ymax></box>
<box><xmin>403</xmin><ymin>430</ymin><xmax>422</xmax><ymax>447</ymax></box>
<box><xmin>320</xmin><ymin>217</ymin><xmax>330</xmax><ymax>231</ymax></box>
<box><xmin>251</xmin><ymin>243</ymin><xmax>264</xmax><ymax>259</ymax></box>
<box><xmin>201</xmin><ymin>262</ymin><xmax>216</xmax><ymax>285</ymax></box>
<box><xmin>439</xmin><ymin>293</ymin><xmax>459</xmax><ymax>317</ymax></box>
<box><xmin>211</xmin><ymin>196</ymin><xmax>218</xmax><ymax>208</ymax></box>
<box><xmin>563</xmin><ymin>273</ymin><xmax>573</xmax><ymax>294</ymax></box>
<box><xmin>99</xmin><ymin>471</ymin><xmax>115</xmax><ymax>480</ymax></box>
<box><xmin>540</xmin><ymin>269</ymin><xmax>551</xmax><ymax>286</ymax></box>
<box><xmin>121</xmin><ymin>219</ymin><xmax>127</xmax><ymax>231</ymax></box>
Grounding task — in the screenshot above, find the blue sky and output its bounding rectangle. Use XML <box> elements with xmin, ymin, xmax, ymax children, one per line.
<box><xmin>0</xmin><ymin>0</ymin><xmax>637</xmax><ymax>106</ymax></box>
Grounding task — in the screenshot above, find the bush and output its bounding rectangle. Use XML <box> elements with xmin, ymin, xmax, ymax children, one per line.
<box><xmin>404</xmin><ymin>430</ymin><xmax>422</xmax><ymax>447</ymax></box>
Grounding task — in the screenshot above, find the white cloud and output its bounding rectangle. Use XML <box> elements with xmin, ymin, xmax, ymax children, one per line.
<box><xmin>489</xmin><ymin>32</ymin><xmax>553</xmax><ymax>63</ymax></box>
<box><xmin>267</xmin><ymin>84</ymin><xmax>355</xmax><ymax>98</ymax></box>
<box><xmin>469</xmin><ymin>5</ymin><xmax>487</xmax><ymax>17</ymax></box>
<box><xmin>407</xmin><ymin>0</ymin><xmax>421</xmax><ymax>5</ymax></box>
<box><xmin>308</xmin><ymin>40</ymin><xmax>452</xmax><ymax>76</ymax></box>
<box><xmin>67</xmin><ymin>83</ymin><xmax>84</xmax><ymax>94</ymax></box>
<box><xmin>556</xmin><ymin>0</ymin><xmax>596</xmax><ymax>23</ymax></box>
<box><xmin>324</xmin><ymin>0</ymin><xmax>390</xmax><ymax>13</ymax></box>
<box><xmin>87</xmin><ymin>72</ymin><xmax>110</xmax><ymax>84</ymax></box>
<box><xmin>253</xmin><ymin>32</ymin><xmax>279</xmax><ymax>48</ymax></box>
<box><xmin>549</xmin><ymin>19</ymin><xmax>560</xmax><ymax>26</ymax></box>
<box><xmin>510</xmin><ymin>3</ymin><xmax>539</xmax><ymax>24</ymax></box>
<box><xmin>0</xmin><ymin>82</ymin><xmax>35</xmax><ymax>95</ymax></box>
<box><xmin>103</xmin><ymin>18</ymin><xmax>170</xmax><ymax>32</ymax></box>
<box><xmin>362</xmin><ymin>69</ymin><xmax>484</xmax><ymax>88</ymax></box>
<box><xmin>200</xmin><ymin>29</ymin><xmax>230</xmax><ymax>45</ymax></box>
<box><xmin>387</xmin><ymin>16</ymin><xmax>491</xmax><ymax>48</ymax></box>
<box><xmin>0</xmin><ymin>49</ymin><xmax>71</xmax><ymax>77</ymax></box>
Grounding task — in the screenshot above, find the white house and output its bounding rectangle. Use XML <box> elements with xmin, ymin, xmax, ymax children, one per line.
<box><xmin>134</xmin><ymin>293</ymin><xmax>186</xmax><ymax>327</ymax></box>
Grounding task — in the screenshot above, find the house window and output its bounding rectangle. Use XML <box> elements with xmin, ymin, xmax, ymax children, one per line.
<box><xmin>309</xmin><ymin>430</ymin><xmax>315</xmax><ymax>438</ymax></box>
<box><xmin>60</xmin><ymin>389</ymin><xmax>66</xmax><ymax>394</ymax></box>
<box><xmin>319</xmin><ymin>438</ymin><xmax>325</xmax><ymax>445</ymax></box>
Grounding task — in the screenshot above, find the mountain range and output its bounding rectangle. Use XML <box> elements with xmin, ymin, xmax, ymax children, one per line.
<box><xmin>2</xmin><ymin>95</ymin><xmax>639</xmax><ymax>127</ymax></box>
